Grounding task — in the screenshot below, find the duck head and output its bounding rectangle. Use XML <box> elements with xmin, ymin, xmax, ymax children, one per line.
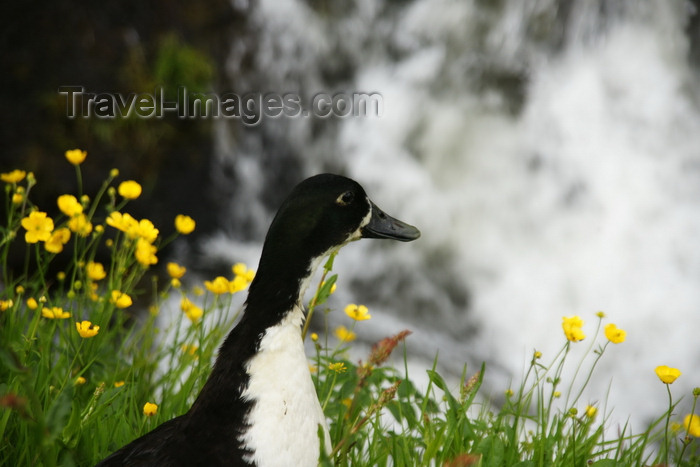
<box><xmin>261</xmin><ymin>173</ymin><xmax>420</xmax><ymax>266</ymax></box>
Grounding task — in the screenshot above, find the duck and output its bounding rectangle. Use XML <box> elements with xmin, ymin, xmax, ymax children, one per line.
<box><xmin>96</xmin><ymin>173</ymin><xmax>420</xmax><ymax>467</ymax></box>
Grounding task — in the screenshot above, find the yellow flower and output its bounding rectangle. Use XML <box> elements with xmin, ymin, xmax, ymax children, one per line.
<box><xmin>684</xmin><ymin>414</ymin><xmax>700</xmax><ymax>437</ymax></box>
<box><xmin>604</xmin><ymin>323</ymin><xmax>626</xmax><ymax>344</ymax></box>
<box><xmin>114</xmin><ymin>381</ymin><xmax>125</xmax><ymax>388</ymax></box>
<box><xmin>228</xmin><ymin>275</ymin><xmax>248</xmax><ymax>293</ymax></box>
<box><xmin>118</xmin><ymin>180</ymin><xmax>142</xmax><ymax>200</ymax></box>
<box><xmin>204</xmin><ymin>276</ymin><xmax>231</xmax><ymax>295</ymax></box>
<box><xmin>585</xmin><ymin>405</ymin><xmax>597</xmax><ymax>418</ymax></box>
<box><xmin>232</xmin><ymin>263</ymin><xmax>255</xmax><ymax>282</ymax></box>
<box><xmin>655</xmin><ymin>365</ymin><xmax>681</xmax><ymax>384</ymax></box>
<box><xmin>143</xmin><ymin>402</ymin><xmax>158</xmax><ymax>417</ymax></box>
<box><xmin>167</xmin><ymin>262</ymin><xmax>186</xmax><ymax>279</ymax></box>
<box><xmin>171</xmin><ymin>278</ymin><xmax>182</xmax><ymax>288</ymax></box>
<box><xmin>1</xmin><ymin>169</ymin><xmax>27</xmax><ymax>183</ymax></box>
<box><xmin>74</xmin><ymin>376</ymin><xmax>87</xmax><ymax>385</ymax></box>
<box><xmin>174</xmin><ymin>214</ymin><xmax>196</xmax><ymax>235</ymax></box>
<box><xmin>42</xmin><ymin>307</ymin><xmax>71</xmax><ymax>319</ymax></box>
<box><xmin>86</xmin><ymin>261</ymin><xmax>107</xmax><ymax>281</ymax></box>
<box><xmin>57</xmin><ymin>194</ymin><xmax>83</xmax><ymax>217</ymax></box>
<box><xmin>76</xmin><ymin>320</ymin><xmax>100</xmax><ymax>338</ymax></box>
<box><xmin>562</xmin><ymin>316</ymin><xmax>585</xmax><ymax>342</ymax></box>
<box><xmin>26</xmin><ymin>297</ymin><xmax>38</xmax><ymax>310</ymax></box>
<box><xmin>344</xmin><ymin>303</ymin><xmax>371</xmax><ymax>321</ymax></box>
<box><xmin>110</xmin><ymin>290</ymin><xmax>133</xmax><ymax>308</ymax></box>
<box><xmin>553</xmin><ymin>391</ymin><xmax>562</xmax><ymax>398</ymax></box>
<box><xmin>106</xmin><ymin>211</ymin><xmax>138</xmax><ymax>234</ymax></box>
<box><xmin>311</xmin><ymin>332</ymin><xmax>319</xmax><ymax>342</ymax></box>
<box><xmin>21</xmin><ymin>211</ymin><xmax>54</xmax><ymax>243</ymax></box>
<box><xmin>133</xmin><ymin>219</ymin><xmax>159</xmax><ymax>243</ymax></box>
<box><xmin>65</xmin><ymin>149</ymin><xmax>87</xmax><ymax>165</ymax></box>
<box><xmin>596</xmin><ymin>311</ymin><xmax>606</xmax><ymax>318</ymax></box>
<box><xmin>45</xmin><ymin>228</ymin><xmax>71</xmax><ymax>254</ymax></box>
<box><xmin>329</xmin><ymin>362</ymin><xmax>347</xmax><ymax>373</ymax></box>
<box><xmin>181</xmin><ymin>344</ymin><xmax>199</xmax><ymax>356</ymax></box>
<box><xmin>67</xmin><ymin>213</ymin><xmax>93</xmax><ymax>236</ymax></box>
<box><xmin>135</xmin><ymin>238</ymin><xmax>158</xmax><ymax>266</ymax></box>
<box><xmin>12</xmin><ymin>193</ymin><xmax>23</xmax><ymax>204</ymax></box>
<box><xmin>0</xmin><ymin>300</ymin><xmax>14</xmax><ymax>312</ymax></box>
<box><xmin>180</xmin><ymin>297</ymin><xmax>203</xmax><ymax>323</ymax></box>
<box><xmin>334</xmin><ymin>325</ymin><xmax>356</xmax><ymax>342</ymax></box>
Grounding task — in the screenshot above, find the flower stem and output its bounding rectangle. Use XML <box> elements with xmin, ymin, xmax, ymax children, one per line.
<box><xmin>663</xmin><ymin>383</ymin><xmax>672</xmax><ymax>466</ymax></box>
<box><xmin>677</xmin><ymin>390</ymin><xmax>699</xmax><ymax>463</ymax></box>
<box><xmin>302</xmin><ymin>251</ymin><xmax>336</xmax><ymax>340</ymax></box>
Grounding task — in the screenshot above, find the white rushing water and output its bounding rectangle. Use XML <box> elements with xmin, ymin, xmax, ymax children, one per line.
<box><xmin>201</xmin><ymin>0</ymin><xmax>700</xmax><ymax>432</ymax></box>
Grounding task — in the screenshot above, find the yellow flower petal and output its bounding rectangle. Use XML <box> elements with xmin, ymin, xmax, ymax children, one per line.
<box><xmin>67</xmin><ymin>214</ymin><xmax>93</xmax><ymax>236</ymax></box>
<box><xmin>204</xmin><ymin>276</ymin><xmax>231</xmax><ymax>295</ymax></box>
<box><xmin>86</xmin><ymin>261</ymin><xmax>107</xmax><ymax>281</ymax></box>
<box><xmin>135</xmin><ymin>238</ymin><xmax>158</xmax><ymax>266</ymax></box>
<box><xmin>118</xmin><ymin>180</ymin><xmax>142</xmax><ymax>200</ymax></box>
<box><xmin>344</xmin><ymin>303</ymin><xmax>371</xmax><ymax>321</ymax></box>
<box><xmin>604</xmin><ymin>323</ymin><xmax>626</xmax><ymax>344</ymax></box>
<box><xmin>65</xmin><ymin>149</ymin><xmax>87</xmax><ymax>165</ymax></box>
<box><xmin>180</xmin><ymin>297</ymin><xmax>203</xmax><ymax>323</ymax></box>
<box><xmin>110</xmin><ymin>290</ymin><xmax>133</xmax><ymax>309</ymax></box>
<box><xmin>167</xmin><ymin>262</ymin><xmax>187</xmax><ymax>279</ymax></box>
<box><xmin>21</xmin><ymin>211</ymin><xmax>54</xmax><ymax>243</ymax></box>
<box><xmin>44</xmin><ymin>228</ymin><xmax>71</xmax><ymax>254</ymax></box>
<box><xmin>1</xmin><ymin>169</ymin><xmax>26</xmax><ymax>184</ymax></box>
<box><xmin>76</xmin><ymin>320</ymin><xmax>100</xmax><ymax>338</ymax></box>
<box><xmin>143</xmin><ymin>402</ymin><xmax>158</xmax><ymax>416</ymax></box>
<box><xmin>174</xmin><ymin>214</ymin><xmax>196</xmax><ymax>235</ymax></box>
<box><xmin>684</xmin><ymin>414</ymin><xmax>700</xmax><ymax>437</ymax></box>
<box><xmin>562</xmin><ymin>316</ymin><xmax>585</xmax><ymax>342</ymax></box>
<box><xmin>41</xmin><ymin>306</ymin><xmax>71</xmax><ymax>319</ymax></box>
<box><xmin>655</xmin><ymin>365</ymin><xmax>681</xmax><ymax>384</ymax></box>
<box><xmin>334</xmin><ymin>325</ymin><xmax>356</xmax><ymax>342</ymax></box>
<box><xmin>585</xmin><ymin>405</ymin><xmax>597</xmax><ymax>418</ymax></box>
<box><xmin>57</xmin><ymin>194</ymin><xmax>83</xmax><ymax>217</ymax></box>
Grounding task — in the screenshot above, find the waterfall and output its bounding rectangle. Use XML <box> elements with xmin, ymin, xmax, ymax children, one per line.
<box><xmin>199</xmin><ymin>0</ymin><xmax>700</xmax><ymax>429</ymax></box>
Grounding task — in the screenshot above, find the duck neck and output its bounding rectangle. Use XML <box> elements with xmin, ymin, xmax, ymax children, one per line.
<box><xmin>188</xmin><ymin>250</ymin><xmax>322</xmax><ymax>418</ymax></box>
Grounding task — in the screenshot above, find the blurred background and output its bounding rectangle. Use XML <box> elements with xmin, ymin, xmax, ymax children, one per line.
<box><xmin>3</xmin><ymin>0</ymin><xmax>700</xmax><ymax>433</ymax></box>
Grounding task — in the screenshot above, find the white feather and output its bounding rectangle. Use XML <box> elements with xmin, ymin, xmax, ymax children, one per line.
<box><xmin>240</xmin><ymin>306</ymin><xmax>330</xmax><ymax>466</ymax></box>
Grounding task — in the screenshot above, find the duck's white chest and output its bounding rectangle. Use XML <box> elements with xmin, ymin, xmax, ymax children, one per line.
<box><xmin>240</xmin><ymin>307</ymin><xmax>329</xmax><ymax>466</ymax></box>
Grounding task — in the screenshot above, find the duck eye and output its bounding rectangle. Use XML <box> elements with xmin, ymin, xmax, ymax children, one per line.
<box><xmin>336</xmin><ymin>191</ymin><xmax>355</xmax><ymax>206</ymax></box>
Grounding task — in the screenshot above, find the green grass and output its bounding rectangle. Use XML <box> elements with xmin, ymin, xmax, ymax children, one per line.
<box><xmin>1</xmin><ymin>157</ymin><xmax>699</xmax><ymax>466</ymax></box>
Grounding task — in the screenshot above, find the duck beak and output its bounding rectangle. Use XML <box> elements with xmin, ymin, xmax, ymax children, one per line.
<box><xmin>361</xmin><ymin>201</ymin><xmax>421</xmax><ymax>242</ymax></box>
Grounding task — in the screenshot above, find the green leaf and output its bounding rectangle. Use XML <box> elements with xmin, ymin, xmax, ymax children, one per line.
<box><xmin>314</xmin><ymin>274</ymin><xmax>337</xmax><ymax>307</ymax></box>
<box><xmin>61</xmin><ymin>397</ymin><xmax>82</xmax><ymax>448</ymax></box>
<box><xmin>426</xmin><ymin>369</ymin><xmax>459</xmax><ymax>412</ymax></box>
<box><xmin>475</xmin><ymin>435</ymin><xmax>505</xmax><ymax>467</ymax></box>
